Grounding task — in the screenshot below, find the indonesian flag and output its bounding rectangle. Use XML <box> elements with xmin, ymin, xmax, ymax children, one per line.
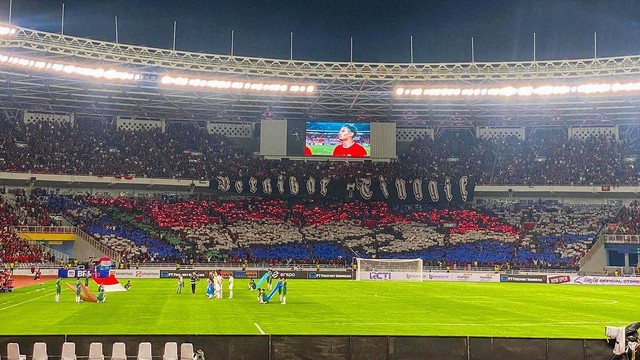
<box><xmin>97</xmin><ymin>257</ymin><xmax>112</xmax><ymax>268</ymax></box>
<box><xmin>93</xmin><ymin>273</ymin><xmax>126</xmax><ymax>292</ymax></box>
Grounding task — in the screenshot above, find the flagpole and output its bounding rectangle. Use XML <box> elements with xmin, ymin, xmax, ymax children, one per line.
<box><xmin>290</xmin><ymin>32</ymin><xmax>293</xmax><ymax>60</ymax></box>
<box><xmin>350</xmin><ymin>37</ymin><xmax>353</xmax><ymax>63</ymax></box>
<box><xmin>115</xmin><ymin>16</ymin><xmax>119</xmax><ymax>44</ymax></box>
<box><xmin>594</xmin><ymin>32</ymin><xmax>597</xmax><ymax>59</ymax></box>
<box><xmin>471</xmin><ymin>37</ymin><xmax>475</xmax><ymax>63</ymax></box>
<box><xmin>172</xmin><ymin>21</ymin><xmax>176</xmax><ymax>51</ymax></box>
<box><xmin>410</xmin><ymin>35</ymin><xmax>414</xmax><ymax>63</ymax></box>
<box><xmin>8</xmin><ymin>0</ymin><xmax>12</xmax><ymax>24</ymax></box>
<box><xmin>533</xmin><ymin>32</ymin><xmax>536</xmax><ymax>63</ymax></box>
<box><xmin>230</xmin><ymin>30</ymin><xmax>234</xmax><ymax>56</ymax></box>
<box><xmin>61</xmin><ymin>3</ymin><xmax>65</xmax><ymax>35</ymax></box>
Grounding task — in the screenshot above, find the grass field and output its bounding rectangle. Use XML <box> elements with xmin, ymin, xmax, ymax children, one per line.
<box><xmin>1</xmin><ymin>278</ymin><xmax>635</xmax><ymax>338</ymax></box>
<box><xmin>308</xmin><ymin>144</ymin><xmax>371</xmax><ymax>156</ymax></box>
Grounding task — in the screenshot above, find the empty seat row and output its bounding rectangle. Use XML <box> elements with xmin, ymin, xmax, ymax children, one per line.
<box><xmin>6</xmin><ymin>342</ymin><xmax>194</xmax><ymax>360</ymax></box>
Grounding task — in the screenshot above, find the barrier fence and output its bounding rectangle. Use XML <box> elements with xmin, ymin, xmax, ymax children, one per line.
<box><xmin>0</xmin><ymin>335</ymin><xmax>616</xmax><ymax>360</ymax></box>
<box><xmin>605</xmin><ymin>234</ymin><xmax>640</xmax><ymax>244</ymax></box>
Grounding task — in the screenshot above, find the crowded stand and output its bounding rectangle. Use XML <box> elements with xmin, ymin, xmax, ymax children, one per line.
<box><xmin>0</xmin><ymin>116</ymin><xmax>639</xmax><ymax>185</ymax></box>
<box><xmin>484</xmin><ymin>134</ymin><xmax>638</xmax><ymax>186</ymax></box>
<box><xmin>612</xmin><ymin>201</ymin><xmax>640</xmax><ymax>235</ymax></box>
<box><xmin>0</xmin><ymin>113</ymin><xmax>638</xmax><ymax>271</ymax></box>
<box><xmin>81</xmin><ymin>216</ymin><xmax>181</xmax><ymax>263</ymax></box>
<box><xmin>40</xmin><ymin>195</ymin><xmax>619</xmax><ymax>269</ymax></box>
<box><xmin>0</xmin><ymin>196</ymin><xmax>49</xmax><ymax>267</ymax></box>
<box><xmin>0</xmin><ymin>118</ymin><xmax>249</xmax><ymax>179</ymax></box>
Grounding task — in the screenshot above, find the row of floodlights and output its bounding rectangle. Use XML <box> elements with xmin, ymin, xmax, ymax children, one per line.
<box><xmin>0</xmin><ymin>54</ymin><xmax>141</xmax><ymax>80</ymax></box>
<box><xmin>395</xmin><ymin>82</ymin><xmax>640</xmax><ymax>98</ymax></box>
<box><xmin>160</xmin><ymin>75</ymin><xmax>315</xmax><ymax>94</ymax></box>
<box><xmin>0</xmin><ymin>52</ymin><xmax>316</xmax><ymax>94</ymax></box>
<box><xmin>0</xmin><ymin>25</ymin><xmax>16</xmax><ymax>36</ymax></box>
<box><xmin>0</xmin><ymin>25</ymin><xmax>315</xmax><ymax>94</ymax></box>
<box><xmin>3</xmin><ymin>24</ymin><xmax>640</xmax><ymax>99</ymax></box>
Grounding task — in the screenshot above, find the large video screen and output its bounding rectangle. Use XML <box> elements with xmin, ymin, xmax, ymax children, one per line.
<box><xmin>305</xmin><ymin>121</ymin><xmax>371</xmax><ymax>157</ymax></box>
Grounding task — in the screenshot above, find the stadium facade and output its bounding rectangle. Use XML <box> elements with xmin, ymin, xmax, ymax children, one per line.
<box><xmin>0</xmin><ymin>22</ymin><xmax>639</xmax><ymax>359</ymax></box>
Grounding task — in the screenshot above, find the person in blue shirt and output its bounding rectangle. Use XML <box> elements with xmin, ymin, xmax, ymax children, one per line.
<box><xmin>206</xmin><ymin>278</ymin><xmax>214</xmax><ymax>299</ymax></box>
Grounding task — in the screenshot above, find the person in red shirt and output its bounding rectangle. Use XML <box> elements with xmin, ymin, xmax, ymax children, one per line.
<box><xmin>332</xmin><ymin>124</ymin><xmax>368</xmax><ymax>157</ymax></box>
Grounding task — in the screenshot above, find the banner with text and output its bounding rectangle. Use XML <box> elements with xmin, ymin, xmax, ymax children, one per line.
<box><xmin>110</xmin><ymin>269</ymin><xmax>160</xmax><ymax>279</ymax></box>
<box><xmin>359</xmin><ymin>271</ymin><xmax>423</xmax><ymax>281</ymax></box>
<box><xmin>500</xmin><ymin>274</ymin><xmax>548</xmax><ymax>283</ymax></box>
<box><xmin>557</xmin><ymin>275</ymin><xmax>640</xmax><ymax>286</ymax></box>
<box><xmin>423</xmin><ymin>272</ymin><xmax>500</xmax><ymax>282</ymax></box>
<box><xmin>211</xmin><ymin>175</ymin><xmax>474</xmax><ymax>204</ymax></box>
<box><xmin>308</xmin><ymin>271</ymin><xmax>354</xmax><ymax>280</ymax></box>
<box><xmin>57</xmin><ymin>268</ymin><xmax>94</xmax><ymax>279</ymax></box>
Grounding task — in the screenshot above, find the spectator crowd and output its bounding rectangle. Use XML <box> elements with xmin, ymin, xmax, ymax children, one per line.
<box><xmin>50</xmin><ymin>195</ymin><xmax>622</xmax><ymax>270</ymax></box>
<box><xmin>0</xmin><ymin>117</ymin><xmax>638</xmax><ymax>185</ymax></box>
<box><xmin>0</xmin><ymin>114</ymin><xmax>639</xmax><ymax>270</ymax></box>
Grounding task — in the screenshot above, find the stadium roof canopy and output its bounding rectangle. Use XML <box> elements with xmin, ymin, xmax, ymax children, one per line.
<box><xmin>1</xmin><ymin>23</ymin><xmax>640</xmax><ymax>129</ymax></box>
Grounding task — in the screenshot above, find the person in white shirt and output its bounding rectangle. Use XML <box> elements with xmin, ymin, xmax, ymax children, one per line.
<box><xmin>177</xmin><ymin>274</ymin><xmax>184</xmax><ymax>294</ymax></box>
<box><xmin>215</xmin><ymin>271</ymin><xmax>223</xmax><ymax>299</ymax></box>
<box><xmin>228</xmin><ymin>274</ymin><xmax>234</xmax><ymax>298</ymax></box>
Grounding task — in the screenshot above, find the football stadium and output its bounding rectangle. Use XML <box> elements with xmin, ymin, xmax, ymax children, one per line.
<box><xmin>1</xmin><ymin>2</ymin><xmax>640</xmax><ymax>359</ymax></box>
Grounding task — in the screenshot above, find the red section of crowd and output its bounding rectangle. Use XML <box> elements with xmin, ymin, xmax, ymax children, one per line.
<box><xmin>0</xmin><ymin>198</ymin><xmax>46</xmax><ymax>263</ymax></box>
<box><xmin>615</xmin><ymin>201</ymin><xmax>640</xmax><ymax>235</ymax></box>
<box><xmin>406</xmin><ymin>208</ymin><xmax>519</xmax><ymax>235</ymax></box>
<box><xmin>84</xmin><ymin>196</ymin><xmax>518</xmax><ymax>237</ymax></box>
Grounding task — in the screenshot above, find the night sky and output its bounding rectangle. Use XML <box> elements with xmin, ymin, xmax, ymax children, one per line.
<box><xmin>3</xmin><ymin>0</ymin><xmax>640</xmax><ymax>63</ymax></box>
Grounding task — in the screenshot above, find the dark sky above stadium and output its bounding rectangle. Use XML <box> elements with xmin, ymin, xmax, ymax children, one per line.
<box><xmin>4</xmin><ymin>0</ymin><xmax>640</xmax><ymax>63</ymax></box>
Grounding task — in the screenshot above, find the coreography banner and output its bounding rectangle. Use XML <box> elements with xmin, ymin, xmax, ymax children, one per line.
<box><xmin>211</xmin><ymin>175</ymin><xmax>474</xmax><ymax>204</ymax></box>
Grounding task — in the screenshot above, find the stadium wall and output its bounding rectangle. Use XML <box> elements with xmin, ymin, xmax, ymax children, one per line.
<box><xmin>0</xmin><ymin>335</ymin><xmax>615</xmax><ymax>360</ymax></box>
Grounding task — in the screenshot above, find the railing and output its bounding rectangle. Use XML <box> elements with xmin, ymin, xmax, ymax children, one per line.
<box><xmin>9</xmin><ymin>225</ymin><xmax>120</xmax><ymax>262</ymax></box>
<box><xmin>579</xmin><ymin>235</ymin><xmax>605</xmax><ymax>267</ymax></box>
<box><xmin>12</xmin><ymin>225</ymin><xmax>76</xmax><ymax>234</ymax></box>
<box><xmin>0</xmin><ymin>192</ymin><xmax>17</xmax><ymax>207</ymax></box>
<box><xmin>33</xmin><ymin>242</ymin><xmax>69</xmax><ymax>264</ymax></box>
<box><xmin>604</xmin><ymin>234</ymin><xmax>640</xmax><ymax>244</ymax></box>
<box><xmin>75</xmin><ymin>227</ymin><xmax>120</xmax><ymax>262</ymax></box>
<box><xmin>119</xmin><ymin>262</ymin><xmax>577</xmax><ymax>274</ymax></box>
<box><xmin>4</xmin><ymin>261</ymin><xmax>581</xmax><ymax>274</ymax></box>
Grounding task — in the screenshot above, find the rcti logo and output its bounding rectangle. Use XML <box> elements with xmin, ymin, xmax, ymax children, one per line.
<box><xmin>369</xmin><ymin>272</ymin><xmax>392</xmax><ymax>280</ymax></box>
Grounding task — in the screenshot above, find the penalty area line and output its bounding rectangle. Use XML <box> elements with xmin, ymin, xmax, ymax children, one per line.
<box><xmin>254</xmin><ymin>322</ymin><xmax>265</xmax><ymax>335</ymax></box>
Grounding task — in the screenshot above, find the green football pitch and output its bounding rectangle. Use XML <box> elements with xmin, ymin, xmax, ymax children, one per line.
<box><xmin>308</xmin><ymin>145</ymin><xmax>371</xmax><ymax>156</ymax></box>
<box><xmin>1</xmin><ymin>279</ymin><xmax>634</xmax><ymax>338</ymax></box>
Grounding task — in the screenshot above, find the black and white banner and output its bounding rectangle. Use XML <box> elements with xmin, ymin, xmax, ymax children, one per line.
<box><xmin>212</xmin><ymin>175</ymin><xmax>474</xmax><ymax>203</ymax></box>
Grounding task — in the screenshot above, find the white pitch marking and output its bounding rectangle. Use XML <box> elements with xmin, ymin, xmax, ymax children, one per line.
<box><xmin>254</xmin><ymin>322</ymin><xmax>265</xmax><ymax>335</ymax></box>
<box><xmin>0</xmin><ymin>291</ymin><xmax>55</xmax><ymax>311</ymax></box>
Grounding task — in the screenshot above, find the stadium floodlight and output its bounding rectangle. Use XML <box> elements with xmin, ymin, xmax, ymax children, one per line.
<box><xmin>0</xmin><ymin>53</ymin><xmax>141</xmax><ymax>81</ymax></box>
<box><xmin>160</xmin><ymin>75</ymin><xmax>316</xmax><ymax>95</ymax></box>
<box><xmin>0</xmin><ymin>25</ymin><xmax>17</xmax><ymax>35</ymax></box>
<box><xmin>394</xmin><ymin>80</ymin><xmax>640</xmax><ymax>98</ymax></box>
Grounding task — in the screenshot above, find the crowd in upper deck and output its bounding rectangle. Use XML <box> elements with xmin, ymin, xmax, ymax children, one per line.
<box><xmin>0</xmin><ymin>117</ymin><xmax>638</xmax><ymax>185</ymax></box>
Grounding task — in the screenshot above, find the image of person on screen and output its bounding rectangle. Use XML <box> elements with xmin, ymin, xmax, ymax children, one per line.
<box><xmin>332</xmin><ymin>124</ymin><xmax>368</xmax><ymax>157</ymax></box>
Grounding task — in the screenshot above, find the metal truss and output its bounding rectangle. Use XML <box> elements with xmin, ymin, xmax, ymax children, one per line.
<box><xmin>0</xmin><ymin>23</ymin><xmax>639</xmax><ymax>132</ymax></box>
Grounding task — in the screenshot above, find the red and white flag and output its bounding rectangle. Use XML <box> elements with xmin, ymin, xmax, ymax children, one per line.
<box><xmin>93</xmin><ymin>274</ymin><xmax>126</xmax><ymax>292</ymax></box>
